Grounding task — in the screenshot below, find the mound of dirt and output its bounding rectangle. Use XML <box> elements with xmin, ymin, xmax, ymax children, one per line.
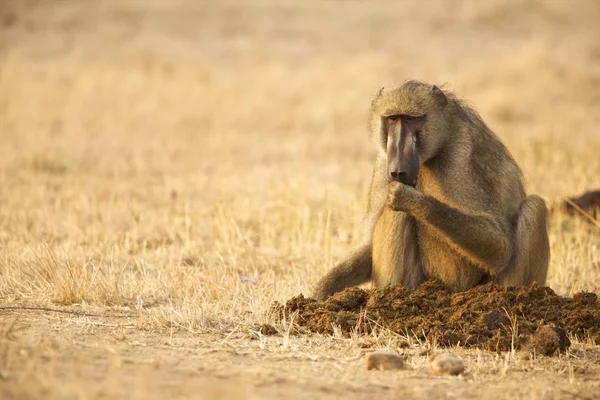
<box><xmin>273</xmin><ymin>281</ymin><xmax>600</xmax><ymax>353</ymax></box>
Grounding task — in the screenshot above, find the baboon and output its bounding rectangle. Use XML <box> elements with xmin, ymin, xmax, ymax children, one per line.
<box><xmin>560</xmin><ymin>189</ymin><xmax>600</xmax><ymax>220</ymax></box>
<box><xmin>312</xmin><ymin>80</ymin><xmax>550</xmax><ymax>300</ymax></box>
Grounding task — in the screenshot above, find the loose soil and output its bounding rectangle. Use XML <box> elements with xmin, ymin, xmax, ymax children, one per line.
<box><xmin>275</xmin><ymin>281</ymin><xmax>600</xmax><ymax>353</ymax></box>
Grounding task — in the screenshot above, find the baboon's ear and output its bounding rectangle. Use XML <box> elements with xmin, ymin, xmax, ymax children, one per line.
<box><xmin>371</xmin><ymin>87</ymin><xmax>384</xmax><ymax>109</ymax></box>
<box><xmin>431</xmin><ymin>85</ymin><xmax>448</xmax><ymax>109</ymax></box>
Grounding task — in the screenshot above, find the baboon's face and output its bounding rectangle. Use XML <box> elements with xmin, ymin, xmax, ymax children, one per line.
<box><xmin>372</xmin><ymin>83</ymin><xmax>449</xmax><ymax>187</ymax></box>
<box><xmin>384</xmin><ymin>115</ymin><xmax>425</xmax><ymax>187</ymax></box>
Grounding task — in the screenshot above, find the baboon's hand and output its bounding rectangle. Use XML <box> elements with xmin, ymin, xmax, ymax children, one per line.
<box><xmin>387</xmin><ymin>181</ymin><xmax>421</xmax><ymax>212</ymax></box>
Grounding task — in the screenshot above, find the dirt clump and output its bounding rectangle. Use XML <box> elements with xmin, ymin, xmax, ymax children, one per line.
<box><xmin>245</xmin><ymin>323</ymin><xmax>279</xmax><ymax>339</ymax></box>
<box><xmin>273</xmin><ymin>280</ymin><xmax>600</xmax><ymax>353</ymax></box>
<box><xmin>532</xmin><ymin>325</ymin><xmax>570</xmax><ymax>356</ymax></box>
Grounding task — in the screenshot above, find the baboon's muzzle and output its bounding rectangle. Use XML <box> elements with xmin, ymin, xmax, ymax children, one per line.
<box><xmin>387</xmin><ymin>130</ymin><xmax>419</xmax><ymax>187</ymax></box>
<box><xmin>388</xmin><ymin>162</ymin><xmax>418</xmax><ymax>187</ymax></box>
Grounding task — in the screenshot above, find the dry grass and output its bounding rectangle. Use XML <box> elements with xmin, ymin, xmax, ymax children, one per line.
<box><xmin>1</xmin><ymin>0</ymin><xmax>600</xmax><ymax>398</ymax></box>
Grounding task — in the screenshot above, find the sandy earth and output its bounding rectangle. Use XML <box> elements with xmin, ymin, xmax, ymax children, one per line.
<box><xmin>3</xmin><ymin>311</ymin><xmax>600</xmax><ymax>400</ymax></box>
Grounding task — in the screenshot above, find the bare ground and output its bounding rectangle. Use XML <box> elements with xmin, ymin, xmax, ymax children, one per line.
<box><xmin>3</xmin><ymin>312</ymin><xmax>600</xmax><ymax>400</ymax></box>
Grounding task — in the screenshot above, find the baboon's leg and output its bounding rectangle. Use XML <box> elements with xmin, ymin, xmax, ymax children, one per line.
<box><xmin>311</xmin><ymin>243</ymin><xmax>372</xmax><ymax>300</ymax></box>
<box><xmin>495</xmin><ymin>195</ymin><xmax>550</xmax><ymax>286</ymax></box>
<box><xmin>371</xmin><ymin>211</ymin><xmax>425</xmax><ymax>289</ymax></box>
<box><xmin>311</xmin><ymin>156</ymin><xmax>386</xmax><ymax>300</ymax></box>
<box><xmin>312</xmin><ymin>156</ymin><xmax>389</xmax><ymax>300</ymax></box>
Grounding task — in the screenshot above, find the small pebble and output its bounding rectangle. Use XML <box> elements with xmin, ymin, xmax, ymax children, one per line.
<box><xmin>365</xmin><ymin>351</ymin><xmax>405</xmax><ymax>371</ymax></box>
<box><xmin>429</xmin><ymin>353</ymin><xmax>465</xmax><ymax>376</ymax></box>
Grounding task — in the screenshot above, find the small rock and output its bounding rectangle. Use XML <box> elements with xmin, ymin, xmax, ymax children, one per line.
<box><xmin>532</xmin><ymin>324</ymin><xmax>570</xmax><ymax>356</ymax></box>
<box><xmin>429</xmin><ymin>353</ymin><xmax>465</xmax><ymax>376</ymax></box>
<box><xmin>365</xmin><ymin>351</ymin><xmax>405</xmax><ymax>371</ymax></box>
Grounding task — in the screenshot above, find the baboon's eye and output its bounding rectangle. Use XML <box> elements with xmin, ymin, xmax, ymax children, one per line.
<box><xmin>387</xmin><ymin>115</ymin><xmax>401</xmax><ymax>122</ymax></box>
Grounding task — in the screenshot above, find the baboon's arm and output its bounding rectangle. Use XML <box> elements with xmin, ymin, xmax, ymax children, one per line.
<box><xmin>388</xmin><ymin>182</ymin><xmax>512</xmax><ymax>273</ymax></box>
<box><xmin>362</xmin><ymin>154</ymin><xmax>389</xmax><ymax>236</ymax></box>
<box><xmin>311</xmin><ymin>243</ymin><xmax>372</xmax><ymax>301</ymax></box>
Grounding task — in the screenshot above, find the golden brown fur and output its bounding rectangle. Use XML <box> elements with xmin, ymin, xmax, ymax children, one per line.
<box><xmin>312</xmin><ymin>80</ymin><xmax>550</xmax><ymax>300</ymax></box>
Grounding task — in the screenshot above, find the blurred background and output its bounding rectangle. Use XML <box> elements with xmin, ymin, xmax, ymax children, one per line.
<box><xmin>2</xmin><ymin>0</ymin><xmax>599</xmax><ymax>197</ymax></box>
<box><xmin>0</xmin><ymin>1</ymin><xmax>599</xmax><ymax>307</ymax></box>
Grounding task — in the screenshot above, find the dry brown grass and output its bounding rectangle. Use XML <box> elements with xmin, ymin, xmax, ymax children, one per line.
<box><xmin>1</xmin><ymin>0</ymin><xmax>600</xmax><ymax>398</ymax></box>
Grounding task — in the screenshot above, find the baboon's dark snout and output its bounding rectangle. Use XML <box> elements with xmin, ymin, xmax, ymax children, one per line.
<box><xmin>389</xmin><ymin>170</ymin><xmax>417</xmax><ymax>187</ymax></box>
<box><xmin>389</xmin><ymin>170</ymin><xmax>403</xmax><ymax>182</ymax></box>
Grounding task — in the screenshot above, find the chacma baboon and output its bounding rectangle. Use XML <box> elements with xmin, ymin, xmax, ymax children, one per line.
<box><xmin>312</xmin><ymin>80</ymin><xmax>550</xmax><ymax>300</ymax></box>
<box><xmin>560</xmin><ymin>189</ymin><xmax>600</xmax><ymax>220</ymax></box>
